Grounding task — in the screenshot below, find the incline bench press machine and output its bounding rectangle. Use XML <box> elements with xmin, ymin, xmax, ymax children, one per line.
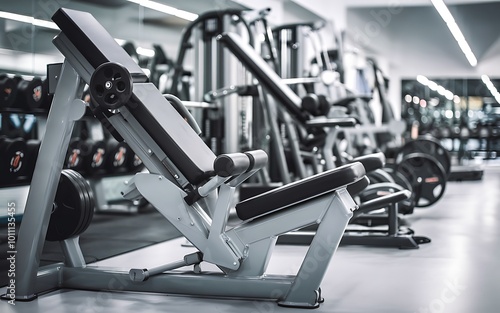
<box><xmin>8</xmin><ymin>8</ymin><xmax>368</xmax><ymax>309</ymax></box>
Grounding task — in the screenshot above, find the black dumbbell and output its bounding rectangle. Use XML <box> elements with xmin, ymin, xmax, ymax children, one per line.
<box><xmin>125</xmin><ymin>144</ymin><xmax>144</xmax><ymax>173</ymax></box>
<box><xmin>64</xmin><ymin>138</ymin><xmax>86</xmax><ymax>172</ymax></box>
<box><xmin>106</xmin><ymin>138</ymin><xmax>129</xmax><ymax>174</ymax></box>
<box><xmin>25</xmin><ymin>139</ymin><xmax>41</xmax><ymax>181</ymax></box>
<box><xmin>81</xmin><ymin>139</ymin><xmax>107</xmax><ymax>175</ymax></box>
<box><xmin>16</xmin><ymin>77</ymin><xmax>45</xmax><ymax>110</ymax></box>
<box><xmin>0</xmin><ymin>74</ymin><xmax>18</xmax><ymax>108</ymax></box>
<box><xmin>0</xmin><ymin>136</ymin><xmax>27</xmax><ymax>184</ymax></box>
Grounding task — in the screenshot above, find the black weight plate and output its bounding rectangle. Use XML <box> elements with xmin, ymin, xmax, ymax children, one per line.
<box><xmin>397</xmin><ymin>152</ymin><xmax>447</xmax><ymax>208</ymax></box>
<box><xmin>0</xmin><ymin>75</ymin><xmax>18</xmax><ymax>108</ymax></box>
<box><xmin>397</xmin><ymin>136</ymin><xmax>451</xmax><ymax>176</ymax></box>
<box><xmin>59</xmin><ymin>170</ymin><xmax>89</xmax><ymax>238</ymax></box>
<box><xmin>0</xmin><ymin>137</ymin><xmax>27</xmax><ymax>183</ymax></box>
<box><xmin>366</xmin><ymin>169</ymin><xmax>396</xmax><ymax>184</ymax></box>
<box><xmin>90</xmin><ymin>62</ymin><xmax>133</xmax><ymax>110</ymax></box>
<box><xmin>46</xmin><ymin>171</ymin><xmax>88</xmax><ymax>241</ymax></box>
<box><xmin>383</xmin><ymin>166</ymin><xmax>416</xmax><ymax>214</ymax></box>
<box><xmin>57</xmin><ymin>170</ymin><xmax>93</xmax><ymax>239</ymax></box>
<box><xmin>63</xmin><ymin>169</ymin><xmax>94</xmax><ymax>237</ymax></box>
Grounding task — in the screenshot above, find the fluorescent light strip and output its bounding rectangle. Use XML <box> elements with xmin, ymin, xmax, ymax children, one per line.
<box><xmin>0</xmin><ymin>10</ymin><xmax>58</xmax><ymax>30</ymax></box>
<box><xmin>127</xmin><ymin>0</ymin><xmax>198</xmax><ymax>21</ymax></box>
<box><xmin>416</xmin><ymin>75</ymin><xmax>456</xmax><ymax>101</ymax></box>
<box><xmin>481</xmin><ymin>75</ymin><xmax>500</xmax><ymax>103</ymax></box>
<box><xmin>431</xmin><ymin>0</ymin><xmax>477</xmax><ymax>67</ymax></box>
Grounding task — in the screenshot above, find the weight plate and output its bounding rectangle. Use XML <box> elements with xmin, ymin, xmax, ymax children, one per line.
<box><xmin>59</xmin><ymin>170</ymin><xmax>89</xmax><ymax>238</ymax></box>
<box><xmin>90</xmin><ymin>62</ymin><xmax>133</xmax><ymax>110</ymax></box>
<box><xmin>63</xmin><ymin>169</ymin><xmax>95</xmax><ymax>237</ymax></box>
<box><xmin>46</xmin><ymin>170</ymin><xmax>88</xmax><ymax>241</ymax></box>
<box><xmin>383</xmin><ymin>166</ymin><xmax>416</xmax><ymax>214</ymax></box>
<box><xmin>397</xmin><ymin>136</ymin><xmax>451</xmax><ymax>176</ymax></box>
<box><xmin>397</xmin><ymin>152</ymin><xmax>447</xmax><ymax>208</ymax></box>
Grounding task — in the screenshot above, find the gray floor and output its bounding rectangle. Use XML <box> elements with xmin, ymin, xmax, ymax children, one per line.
<box><xmin>2</xmin><ymin>164</ymin><xmax>500</xmax><ymax>313</ymax></box>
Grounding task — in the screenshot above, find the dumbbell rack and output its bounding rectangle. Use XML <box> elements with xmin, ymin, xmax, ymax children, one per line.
<box><xmin>0</xmin><ymin>82</ymin><xmax>49</xmax><ymax>222</ymax></box>
<box><xmin>65</xmin><ymin>109</ymin><xmax>146</xmax><ymax>214</ymax></box>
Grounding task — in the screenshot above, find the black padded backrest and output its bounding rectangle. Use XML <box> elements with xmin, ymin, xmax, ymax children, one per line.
<box><xmin>128</xmin><ymin>84</ymin><xmax>217</xmax><ymax>184</ymax></box>
<box><xmin>53</xmin><ymin>8</ymin><xmax>216</xmax><ymax>185</ymax></box>
<box><xmin>218</xmin><ymin>32</ymin><xmax>309</xmax><ymax>124</ymax></box>
<box><xmin>52</xmin><ymin>8</ymin><xmax>147</xmax><ymax>81</ymax></box>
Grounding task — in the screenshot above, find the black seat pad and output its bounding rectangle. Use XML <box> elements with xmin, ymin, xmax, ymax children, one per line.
<box><xmin>235</xmin><ymin>162</ymin><xmax>366</xmax><ymax>221</ymax></box>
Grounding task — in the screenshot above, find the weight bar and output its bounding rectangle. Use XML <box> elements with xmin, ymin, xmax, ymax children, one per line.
<box><xmin>46</xmin><ymin>169</ymin><xmax>95</xmax><ymax>242</ymax></box>
<box><xmin>0</xmin><ymin>136</ymin><xmax>27</xmax><ymax>184</ymax></box>
<box><xmin>0</xmin><ymin>74</ymin><xmax>18</xmax><ymax>108</ymax></box>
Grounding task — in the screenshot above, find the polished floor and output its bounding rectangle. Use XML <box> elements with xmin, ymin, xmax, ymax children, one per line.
<box><xmin>1</xmin><ymin>163</ymin><xmax>500</xmax><ymax>313</ymax></box>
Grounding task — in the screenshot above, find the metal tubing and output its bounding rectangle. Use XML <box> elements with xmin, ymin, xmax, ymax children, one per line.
<box><xmin>14</xmin><ymin>60</ymin><xmax>84</xmax><ymax>299</ymax></box>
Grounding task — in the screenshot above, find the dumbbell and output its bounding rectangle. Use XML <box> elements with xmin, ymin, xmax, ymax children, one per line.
<box><xmin>64</xmin><ymin>138</ymin><xmax>86</xmax><ymax>172</ymax></box>
<box><xmin>106</xmin><ymin>139</ymin><xmax>129</xmax><ymax>174</ymax></box>
<box><xmin>16</xmin><ymin>77</ymin><xmax>45</xmax><ymax>110</ymax></box>
<box><xmin>0</xmin><ymin>74</ymin><xmax>18</xmax><ymax>108</ymax></box>
<box><xmin>81</xmin><ymin>139</ymin><xmax>107</xmax><ymax>175</ymax></box>
<box><xmin>0</xmin><ymin>136</ymin><xmax>27</xmax><ymax>184</ymax></box>
<box><xmin>125</xmin><ymin>144</ymin><xmax>144</xmax><ymax>173</ymax></box>
<box><xmin>24</xmin><ymin>139</ymin><xmax>41</xmax><ymax>181</ymax></box>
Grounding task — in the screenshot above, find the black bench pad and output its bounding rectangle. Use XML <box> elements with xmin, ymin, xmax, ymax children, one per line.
<box><xmin>53</xmin><ymin>8</ymin><xmax>217</xmax><ymax>185</ymax></box>
<box><xmin>235</xmin><ymin>162</ymin><xmax>366</xmax><ymax>221</ymax></box>
<box><xmin>52</xmin><ymin>8</ymin><xmax>146</xmax><ymax>80</ymax></box>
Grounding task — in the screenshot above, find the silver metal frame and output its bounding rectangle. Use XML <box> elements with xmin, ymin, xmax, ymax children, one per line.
<box><xmin>10</xmin><ymin>23</ymin><xmax>361</xmax><ymax>309</ymax></box>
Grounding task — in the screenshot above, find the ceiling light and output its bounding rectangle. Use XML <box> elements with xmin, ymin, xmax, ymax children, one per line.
<box><xmin>127</xmin><ymin>0</ymin><xmax>198</xmax><ymax>21</ymax></box>
<box><xmin>0</xmin><ymin>10</ymin><xmax>58</xmax><ymax>30</ymax></box>
<box><xmin>416</xmin><ymin>75</ymin><xmax>429</xmax><ymax>85</ymax></box>
<box><xmin>431</xmin><ymin>0</ymin><xmax>477</xmax><ymax>67</ymax></box>
<box><xmin>481</xmin><ymin>74</ymin><xmax>500</xmax><ymax>104</ymax></box>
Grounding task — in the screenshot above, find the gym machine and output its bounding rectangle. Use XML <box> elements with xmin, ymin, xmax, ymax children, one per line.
<box><xmin>6</xmin><ymin>8</ymin><xmax>369</xmax><ymax>309</ymax></box>
<box><xmin>216</xmin><ymin>32</ymin><xmax>438</xmax><ymax>248</ymax></box>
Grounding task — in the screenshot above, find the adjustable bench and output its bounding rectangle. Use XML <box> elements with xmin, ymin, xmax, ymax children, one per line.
<box><xmin>11</xmin><ymin>8</ymin><xmax>367</xmax><ymax>309</ymax></box>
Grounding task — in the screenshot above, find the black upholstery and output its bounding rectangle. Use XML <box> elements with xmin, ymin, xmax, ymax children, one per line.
<box><xmin>127</xmin><ymin>85</ymin><xmax>216</xmax><ymax>184</ymax></box>
<box><xmin>235</xmin><ymin>162</ymin><xmax>366</xmax><ymax>221</ymax></box>
<box><xmin>52</xmin><ymin>8</ymin><xmax>216</xmax><ymax>185</ymax></box>
<box><xmin>52</xmin><ymin>8</ymin><xmax>147</xmax><ymax>81</ymax></box>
